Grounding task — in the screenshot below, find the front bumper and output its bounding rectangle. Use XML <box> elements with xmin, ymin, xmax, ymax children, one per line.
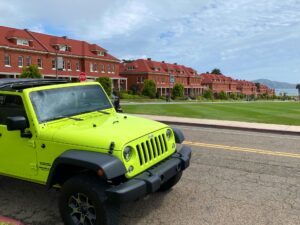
<box><xmin>106</xmin><ymin>145</ymin><xmax>192</xmax><ymax>202</ymax></box>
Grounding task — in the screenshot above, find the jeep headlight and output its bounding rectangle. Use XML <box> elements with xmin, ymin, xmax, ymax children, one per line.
<box><xmin>166</xmin><ymin>129</ymin><xmax>172</xmax><ymax>140</ymax></box>
<box><xmin>123</xmin><ymin>146</ymin><xmax>132</xmax><ymax>162</ymax></box>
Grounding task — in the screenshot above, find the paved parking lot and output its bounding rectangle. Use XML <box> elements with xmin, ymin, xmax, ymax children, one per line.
<box><xmin>1</xmin><ymin>126</ymin><xmax>300</xmax><ymax>225</ymax></box>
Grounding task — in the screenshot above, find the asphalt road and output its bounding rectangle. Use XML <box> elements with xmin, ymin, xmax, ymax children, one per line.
<box><xmin>1</xmin><ymin>126</ymin><xmax>300</xmax><ymax>225</ymax></box>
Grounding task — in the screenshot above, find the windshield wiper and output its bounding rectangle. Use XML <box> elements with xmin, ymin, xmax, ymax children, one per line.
<box><xmin>97</xmin><ymin>110</ymin><xmax>110</xmax><ymax>115</ymax></box>
<box><xmin>43</xmin><ymin>115</ymin><xmax>83</xmax><ymax>122</ymax></box>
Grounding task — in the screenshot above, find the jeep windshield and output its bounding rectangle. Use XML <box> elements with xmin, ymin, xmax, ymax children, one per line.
<box><xmin>30</xmin><ymin>84</ymin><xmax>112</xmax><ymax>123</ymax></box>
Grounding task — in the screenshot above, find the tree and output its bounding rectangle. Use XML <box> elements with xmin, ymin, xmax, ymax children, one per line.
<box><xmin>172</xmin><ymin>83</ymin><xmax>184</xmax><ymax>99</ymax></box>
<box><xmin>203</xmin><ymin>89</ymin><xmax>213</xmax><ymax>100</ymax></box>
<box><xmin>211</xmin><ymin>68</ymin><xmax>222</xmax><ymax>75</ymax></box>
<box><xmin>218</xmin><ymin>91</ymin><xmax>228</xmax><ymax>100</ymax></box>
<box><xmin>142</xmin><ymin>79</ymin><xmax>156</xmax><ymax>98</ymax></box>
<box><xmin>96</xmin><ymin>76</ymin><xmax>112</xmax><ymax>96</ymax></box>
<box><xmin>255</xmin><ymin>82</ymin><xmax>261</xmax><ymax>90</ymax></box>
<box><xmin>20</xmin><ymin>64</ymin><xmax>42</xmax><ymax>78</ymax></box>
<box><xmin>296</xmin><ymin>84</ymin><xmax>300</xmax><ymax>100</ymax></box>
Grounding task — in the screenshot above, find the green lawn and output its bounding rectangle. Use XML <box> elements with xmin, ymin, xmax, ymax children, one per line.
<box><xmin>123</xmin><ymin>102</ymin><xmax>300</xmax><ymax>125</ymax></box>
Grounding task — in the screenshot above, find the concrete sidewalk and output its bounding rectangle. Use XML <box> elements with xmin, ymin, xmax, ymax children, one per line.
<box><xmin>131</xmin><ymin>114</ymin><xmax>300</xmax><ymax>135</ymax></box>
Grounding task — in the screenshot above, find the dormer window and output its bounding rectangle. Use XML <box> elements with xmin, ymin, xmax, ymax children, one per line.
<box><xmin>17</xmin><ymin>38</ymin><xmax>29</xmax><ymax>46</ymax></box>
<box><xmin>127</xmin><ymin>66</ymin><xmax>135</xmax><ymax>70</ymax></box>
<box><xmin>53</xmin><ymin>44</ymin><xmax>71</xmax><ymax>52</ymax></box>
<box><xmin>98</xmin><ymin>51</ymin><xmax>105</xmax><ymax>56</ymax></box>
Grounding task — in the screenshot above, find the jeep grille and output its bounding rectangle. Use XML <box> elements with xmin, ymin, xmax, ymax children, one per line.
<box><xmin>136</xmin><ymin>133</ymin><xmax>169</xmax><ymax>166</ymax></box>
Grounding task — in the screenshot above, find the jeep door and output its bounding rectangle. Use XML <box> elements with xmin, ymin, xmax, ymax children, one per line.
<box><xmin>0</xmin><ymin>93</ymin><xmax>37</xmax><ymax>179</ymax></box>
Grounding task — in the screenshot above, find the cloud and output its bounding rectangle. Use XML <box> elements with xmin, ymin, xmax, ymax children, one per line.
<box><xmin>0</xmin><ymin>0</ymin><xmax>300</xmax><ymax>82</ymax></box>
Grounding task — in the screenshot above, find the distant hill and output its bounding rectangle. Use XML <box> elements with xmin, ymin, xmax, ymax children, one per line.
<box><xmin>252</xmin><ymin>79</ymin><xmax>296</xmax><ymax>89</ymax></box>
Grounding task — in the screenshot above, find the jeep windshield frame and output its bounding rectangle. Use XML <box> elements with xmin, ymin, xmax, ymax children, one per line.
<box><xmin>29</xmin><ymin>84</ymin><xmax>113</xmax><ymax>123</ymax></box>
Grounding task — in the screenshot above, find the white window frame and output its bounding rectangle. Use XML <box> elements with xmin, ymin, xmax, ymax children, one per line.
<box><xmin>76</xmin><ymin>61</ymin><xmax>80</xmax><ymax>71</ymax></box>
<box><xmin>93</xmin><ymin>63</ymin><xmax>98</xmax><ymax>72</ymax></box>
<box><xmin>67</xmin><ymin>60</ymin><xmax>72</xmax><ymax>71</ymax></box>
<box><xmin>101</xmin><ymin>64</ymin><xmax>105</xmax><ymax>73</ymax></box>
<box><xmin>52</xmin><ymin>58</ymin><xmax>56</xmax><ymax>70</ymax></box>
<box><xmin>90</xmin><ymin>63</ymin><xmax>94</xmax><ymax>72</ymax></box>
<box><xmin>37</xmin><ymin>57</ymin><xmax>43</xmax><ymax>69</ymax></box>
<box><xmin>4</xmin><ymin>54</ymin><xmax>11</xmax><ymax>67</ymax></box>
<box><xmin>25</xmin><ymin>56</ymin><xmax>31</xmax><ymax>66</ymax></box>
<box><xmin>17</xmin><ymin>39</ymin><xmax>29</xmax><ymax>46</ymax></box>
<box><xmin>18</xmin><ymin>56</ymin><xmax>23</xmax><ymax>67</ymax></box>
<box><xmin>97</xmin><ymin>51</ymin><xmax>105</xmax><ymax>56</ymax></box>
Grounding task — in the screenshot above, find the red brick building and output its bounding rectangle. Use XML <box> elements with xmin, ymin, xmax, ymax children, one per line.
<box><xmin>257</xmin><ymin>84</ymin><xmax>275</xmax><ymax>96</ymax></box>
<box><xmin>120</xmin><ymin>58</ymin><xmax>203</xmax><ymax>96</ymax></box>
<box><xmin>0</xmin><ymin>26</ymin><xmax>126</xmax><ymax>90</ymax></box>
<box><xmin>200</xmin><ymin>73</ymin><xmax>238</xmax><ymax>94</ymax></box>
<box><xmin>236</xmin><ymin>80</ymin><xmax>257</xmax><ymax>96</ymax></box>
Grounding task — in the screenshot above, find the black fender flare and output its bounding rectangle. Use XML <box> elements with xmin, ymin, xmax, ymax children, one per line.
<box><xmin>172</xmin><ymin>127</ymin><xmax>185</xmax><ymax>144</ymax></box>
<box><xmin>46</xmin><ymin>150</ymin><xmax>126</xmax><ymax>188</ymax></box>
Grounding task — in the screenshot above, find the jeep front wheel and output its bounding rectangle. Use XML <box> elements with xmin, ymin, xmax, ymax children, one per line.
<box><xmin>59</xmin><ymin>174</ymin><xmax>119</xmax><ymax>225</ymax></box>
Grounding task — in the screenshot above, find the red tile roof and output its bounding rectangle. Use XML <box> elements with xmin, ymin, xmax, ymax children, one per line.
<box><xmin>120</xmin><ymin>59</ymin><xmax>199</xmax><ymax>77</ymax></box>
<box><xmin>200</xmin><ymin>73</ymin><xmax>237</xmax><ymax>84</ymax></box>
<box><xmin>0</xmin><ymin>25</ymin><xmax>119</xmax><ymax>62</ymax></box>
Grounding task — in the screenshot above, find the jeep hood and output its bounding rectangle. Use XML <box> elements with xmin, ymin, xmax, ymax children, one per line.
<box><xmin>38</xmin><ymin>113</ymin><xmax>168</xmax><ymax>151</ymax></box>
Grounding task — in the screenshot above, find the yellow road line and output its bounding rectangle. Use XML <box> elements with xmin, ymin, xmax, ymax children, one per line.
<box><xmin>183</xmin><ymin>141</ymin><xmax>300</xmax><ymax>158</ymax></box>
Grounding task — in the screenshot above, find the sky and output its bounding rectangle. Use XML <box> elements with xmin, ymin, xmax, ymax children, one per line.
<box><xmin>0</xmin><ymin>0</ymin><xmax>300</xmax><ymax>83</ymax></box>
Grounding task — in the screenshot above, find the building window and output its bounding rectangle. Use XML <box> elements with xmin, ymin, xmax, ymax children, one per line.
<box><xmin>25</xmin><ymin>56</ymin><xmax>31</xmax><ymax>66</ymax></box>
<box><xmin>76</xmin><ymin>61</ymin><xmax>80</xmax><ymax>71</ymax></box>
<box><xmin>93</xmin><ymin>63</ymin><xmax>98</xmax><ymax>72</ymax></box>
<box><xmin>67</xmin><ymin>60</ymin><xmax>71</xmax><ymax>71</ymax></box>
<box><xmin>112</xmin><ymin>64</ymin><xmax>115</xmax><ymax>73</ymax></box>
<box><xmin>4</xmin><ymin>54</ymin><xmax>10</xmax><ymax>66</ymax></box>
<box><xmin>137</xmin><ymin>77</ymin><xmax>144</xmax><ymax>83</ymax></box>
<box><xmin>90</xmin><ymin>63</ymin><xmax>93</xmax><ymax>72</ymax></box>
<box><xmin>107</xmin><ymin>64</ymin><xmax>111</xmax><ymax>73</ymax></box>
<box><xmin>18</xmin><ymin>56</ymin><xmax>23</xmax><ymax>67</ymax></box>
<box><xmin>101</xmin><ymin>64</ymin><xmax>105</xmax><ymax>73</ymax></box>
<box><xmin>127</xmin><ymin>66</ymin><xmax>135</xmax><ymax>70</ymax></box>
<box><xmin>97</xmin><ymin>51</ymin><xmax>105</xmax><ymax>56</ymax></box>
<box><xmin>52</xmin><ymin>58</ymin><xmax>56</xmax><ymax>69</ymax></box>
<box><xmin>17</xmin><ymin>39</ymin><xmax>29</xmax><ymax>46</ymax></box>
<box><xmin>37</xmin><ymin>57</ymin><xmax>42</xmax><ymax>68</ymax></box>
<box><xmin>59</xmin><ymin>45</ymin><xmax>67</xmax><ymax>51</ymax></box>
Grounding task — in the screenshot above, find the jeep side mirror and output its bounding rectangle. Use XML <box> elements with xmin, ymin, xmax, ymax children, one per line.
<box><xmin>6</xmin><ymin>116</ymin><xmax>32</xmax><ymax>138</ymax></box>
<box><xmin>7</xmin><ymin>116</ymin><xmax>28</xmax><ymax>131</ymax></box>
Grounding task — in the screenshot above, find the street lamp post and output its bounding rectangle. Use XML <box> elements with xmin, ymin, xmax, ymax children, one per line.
<box><xmin>55</xmin><ymin>51</ymin><xmax>58</xmax><ymax>79</ymax></box>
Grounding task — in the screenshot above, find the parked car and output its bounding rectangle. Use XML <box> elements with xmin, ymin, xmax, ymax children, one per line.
<box><xmin>0</xmin><ymin>79</ymin><xmax>192</xmax><ymax>225</ymax></box>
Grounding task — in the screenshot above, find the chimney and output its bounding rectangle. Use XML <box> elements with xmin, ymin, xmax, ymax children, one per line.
<box><xmin>24</xmin><ymin>28</ymin><xmax>29</xmax><ymax>31</ymax></box>
<box><xmin>174</xmin><ymin>63</ymin><xmax>177</xmax><ymax>65</ymax></box>
<box><xmin>147</xmin><ymin>58</ymin><xmax>151</xmax><ymax>61</ymax></box>
<box><xmin>62</xmin><ymin>36</ymin><xmax>68</xmax><ymax>39</ymax></box>
<box><xmin>162</xmin><ymin>61</ymin><xmax>165</xmax><ymax>63</ymax></box>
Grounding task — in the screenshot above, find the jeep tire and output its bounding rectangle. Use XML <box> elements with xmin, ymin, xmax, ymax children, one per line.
<box><xmin>159</xmin><ymin>171</ymin><xmax>183</xmax><ymax>192</ymax></box>
<box><xmin>59</xmin><ymin>174</ymin><xmax>119</xmax><ymax>225</ymax></box>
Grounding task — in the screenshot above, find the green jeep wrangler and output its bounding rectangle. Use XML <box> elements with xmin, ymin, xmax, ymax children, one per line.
<box><xmin>0</xmin><ymin>79</ymin><xmax>191</xmax><ymax>225</ymax></box>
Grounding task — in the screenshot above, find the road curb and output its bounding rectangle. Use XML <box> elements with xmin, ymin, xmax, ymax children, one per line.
<box><xmin>130</xmin><ymin>114</ymin><xmax>300</xmax><ymax>136</ymax></box>
<box><xmin>158</xmin><ymin>120</ymin><xmax>300</xmax><ymax>136</ymax></box>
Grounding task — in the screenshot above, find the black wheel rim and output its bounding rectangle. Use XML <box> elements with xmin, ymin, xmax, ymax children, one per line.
<box><xmin>68</xmin><ymin>193</ymin><xmax>96</xmax><ymax>225</ymax></box>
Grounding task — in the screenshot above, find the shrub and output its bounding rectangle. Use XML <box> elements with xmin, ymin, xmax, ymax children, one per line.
<box><xmin>142</xmin><ymin>79</ymin><xmax>156</xmax><ymax>98</ymax></box>
<box><xmin>20</xmin><ymin>64</ymin><xmax>42</xmax><ymax>78</ymax></box>
<box><xmin>218</xmin><ymin>91</ymin><xmax>228</xmax><ymax>100</ymax></box>
<box><xmin>172</xmin><ymin>83</ymin><xmax>184</xmax><ymax>99</ymax></box>
<box><xmin>203</xmin><ymin>89</ymin><xmax>213</xmax><ymax>100</ymax></box>
<box><xmin>96</xmin><ymin>77</ymin><xmax>112</xmax><ymax>97</ymax></box>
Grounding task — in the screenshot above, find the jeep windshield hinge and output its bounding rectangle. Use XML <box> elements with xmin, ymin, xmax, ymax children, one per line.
<box><xmin>21</xmin><ymin>130</ymin><xmax>32</xmax><ymax>138</ymax></box>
